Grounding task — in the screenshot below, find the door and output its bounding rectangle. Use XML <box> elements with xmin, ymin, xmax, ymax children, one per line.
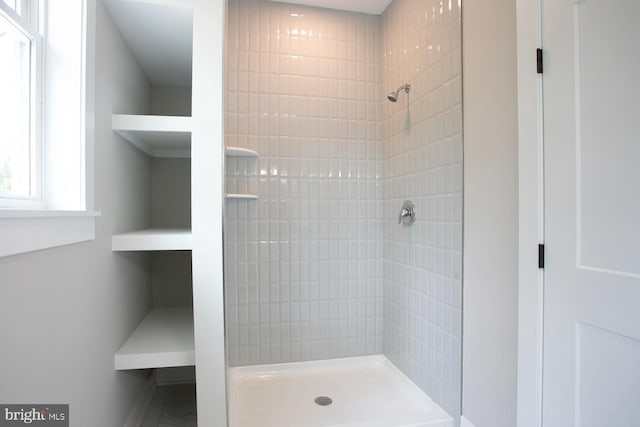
<box><xmin>543</xmin><ymin>0</ymin><xmax>640</xmax><ymax>426</ymax></box>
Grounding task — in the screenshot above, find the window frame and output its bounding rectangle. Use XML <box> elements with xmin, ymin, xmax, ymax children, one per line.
<box><xmin>0</xmin><ymin>0</ymin><xmax>100</xmax><ymax>258</ymax></box>
<box><xmin>0</xmin><ymin>0</ymin><xmax>44</xmax><ymax>208</ymax></box>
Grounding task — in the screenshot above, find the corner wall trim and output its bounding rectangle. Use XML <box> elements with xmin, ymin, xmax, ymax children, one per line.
<box><xmin>461</xmin><ymin>415</ymin><xmax>478</xmax><ymax>427</ymax></box>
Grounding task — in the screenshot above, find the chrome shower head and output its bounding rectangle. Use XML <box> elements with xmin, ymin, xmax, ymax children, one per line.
<box><xmin>387</xmin><ymin>83</ymin><xmax>411</xmax><ymax>102</ymax></box>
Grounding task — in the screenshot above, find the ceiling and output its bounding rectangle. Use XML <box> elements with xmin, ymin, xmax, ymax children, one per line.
<box><xmin>101</xmin><ymin>0</ymin><xmax>392</xmax><ymax>88</ymax></box>
<box><xmin>268</xmin><ymin>0</ymin><xmax>393</xmax><ymax>15</ymax></box>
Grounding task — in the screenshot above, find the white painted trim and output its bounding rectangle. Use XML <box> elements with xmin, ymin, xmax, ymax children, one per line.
<box><xmin>83</xmin><ymin>0</ymin><xmax>97</xmax><ymax>211</ymax></box>
<box><xmin>190</xmin><ymin>0</ymin><xmax>228</xmax><ymax>426</ymax></box>
<box><xmin>0</xmin><ymin>212</ymin><xmax>99</xmax><ymax>257</ymax></box>
<box><xmin>123</xmin><ymin>371</ymin><xmax>158</xmax><ymax>427</ymax></box>
<box><xmin>111</xmin><ymin>229</ymin><xmax>192</xmax><ymax>251</ymax></box>
<box><xmin>461</xmin><ymin>415</ymin><xmax>477</xmax><ymax>427</ymax></box>
<box><xmin>0</xmin><ymin>209</ymin><xmax>100</xmax><ymax>218</ymax></box>
<box><xmin>44</xmin><ymin>1</ymin><xmax>87</xmax><ymax>210</ymax></box>
<box><xmin>516</xmin><ymin>0</ymin><xmax>544</xmax><ymax>426</ymax></box>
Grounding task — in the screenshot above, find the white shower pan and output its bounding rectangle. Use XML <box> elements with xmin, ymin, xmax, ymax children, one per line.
<box><xmin>228</xmin><ymin>355</ymin><xmax>454</xmax><ymax>427</ymax></box>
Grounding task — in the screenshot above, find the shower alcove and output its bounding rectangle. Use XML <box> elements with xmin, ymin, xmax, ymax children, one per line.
<box><xmin>225</xmin><ymin>0</ymin><xmax>462</xmax><ymax>424</ymax></box>
<box><xmin>102</xmin><ymin>0</ymin><xmax>462</xmax><ymax>425</ymax></box>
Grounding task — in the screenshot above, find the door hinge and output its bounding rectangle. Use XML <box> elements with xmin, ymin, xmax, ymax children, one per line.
<box><xmin>536</xmin><ymin>48</ymin><xmax>544</xmax><ymax>74</ymax></box>
<box><xmin>538</xmin><ymin>244</ymin><xmax>545</xmax><ymax>268</ymax></box>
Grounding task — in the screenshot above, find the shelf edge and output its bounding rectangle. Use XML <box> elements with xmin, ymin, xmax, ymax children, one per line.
<box><xmin>225</xmin><ymin>194</ymin><xmax>258</xmax><ymax>200</ymax></box>
<box><xmin>111</xmin><ymin>229</ymin><xmax>193</xmax><ymax>251</ymax></box>
<box><xmin>225</xmin><ymin>147</ymin><xmax>258</xmax><ymax>157</ymax></box>
<box><xmin>114</xmin><ymin>307</ymin><xmax>195</xmax><ymax>371</ymax></box>
<box><xmin>112</xmin><ymin>114</ymin><xmax>193</xmax><ymax>132</ymax></box>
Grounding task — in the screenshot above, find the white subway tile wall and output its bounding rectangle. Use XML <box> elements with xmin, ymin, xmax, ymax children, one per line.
<box><xmin>224</xmin><ymin>0</ymin><xmax>384</xmax><ymax>366</ymax></box>
<box><xmin>381</xmin><ymin>0</ymin><xmax>463</xmax><ymax>418</ymax></box>
<box><xmin>224</xmin><ymin>0</ymin><xmax>462</xmax><ymax>419</ymax></box>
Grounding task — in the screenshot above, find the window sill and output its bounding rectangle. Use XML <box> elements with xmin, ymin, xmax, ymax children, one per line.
<box><xmin>0</xmin><ymin>209</ymin><xmax>101</xmax><ymax>257</ymax></box>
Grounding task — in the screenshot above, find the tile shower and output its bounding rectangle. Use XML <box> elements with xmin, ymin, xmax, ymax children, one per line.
<box><xmin>225</xmin><ymin>0</ymin><xmax>462</xmax><ymax>422</ymax></box>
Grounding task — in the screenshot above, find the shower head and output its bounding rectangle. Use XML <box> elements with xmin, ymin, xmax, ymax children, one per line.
<box><xmin>387</xmin><ymin>83</ymin><xmax>411</xmax><ymax>102</ymax></box>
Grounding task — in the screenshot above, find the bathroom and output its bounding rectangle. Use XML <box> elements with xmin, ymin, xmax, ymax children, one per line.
<box><xmin>4</xmin><ymin>0</ymin><xmax>636</xmax><ymax>426</ymax></box>
<box><xmin>0</xmin><ymin>0</ymin><xmax>517</xmax><ymax>426</ymax></box>
<box><xmin>224</xmin><ymin>0</ymin><xmax>461</xmax><ymax>424</ymax></box>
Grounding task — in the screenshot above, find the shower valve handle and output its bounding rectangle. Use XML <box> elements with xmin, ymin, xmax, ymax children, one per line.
<box><xmin>398</xmin><ymin>209</ymin><xmax>410</xmax><ymax>224</ymax></box>
<box><xmin>398</xmin><ymin>200</ymin><xmax>416</xmax><ymax>226</ymax></box>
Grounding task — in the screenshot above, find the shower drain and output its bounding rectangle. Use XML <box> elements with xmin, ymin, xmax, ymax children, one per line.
<box><xmin>314</xmin><ymin>396</ymin><xmax>333</xmax><ymax>406</ymax></box>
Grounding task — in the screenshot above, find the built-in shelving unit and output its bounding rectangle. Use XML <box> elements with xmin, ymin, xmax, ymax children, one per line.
<box><xmin>112</xmin><ymin>229</ymin><xmax>192</xmax><ymax>251</ymax></box>
<box><xmin>110</xmin><ymin>127</ymin><xmax>257</xmax><ymax>373</ymax></box>
<box><xmin>115</xmin><ymin>307</ymin><xmax>195</xmax><ymax>370</ymax></box>
<box><xmin>112</xmin><ymin>111</ymin><xmax>194</xmax><ymax>371</ymax></box>
<box><xmin>112</xmin><ymin>114</ymin><xmax>192</xmax><ymax>158</ymax></box>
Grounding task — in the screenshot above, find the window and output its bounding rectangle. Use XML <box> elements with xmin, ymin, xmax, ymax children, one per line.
<box><xmin>0</xmin><ymin>0</ymin><xmax>99</xmax><ymax>257</ymax></box>
<box><xmin>0</xmin><ymin>0</ymin><xmax>42</xmax><ymax>207</ymax></box>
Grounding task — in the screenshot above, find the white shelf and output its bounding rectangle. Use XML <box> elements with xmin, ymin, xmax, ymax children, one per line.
<box><xmin>112</xmin><ymin>228</ymin><xmax>192</xmax><ymax>251</ymax></box>
<box><xmin>115</xmin><ymin>307</ymin><xmax>194</xmax><ymax>371</ymax></box>
<box><xmin>112</xmin><ymin>114</ymin><xmax>192</xmax><ymax>158</ymax></box>
<box><xmin>225</xmin><ymin>147</ymin><xmax>258</xmax><ymax>157</ymax></box>
<box><xmin>225</xmin><ymin>194</ymin><xmax>258</xmax><ymax>200</ymax></box>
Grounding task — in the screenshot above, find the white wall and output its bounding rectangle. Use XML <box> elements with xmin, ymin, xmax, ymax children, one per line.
<box><xmin>0</xmin><ymin>2</ymin><xmax>154</xmax><ymax>426</ymax></box>
<box><xmin>151</xmin><ymin>85</ymin><xmax>192</xmax><ymax>116</ymax></box>
<box><xmin>461</xmin><ymin>0</ymin><xmax>519</xmax><ymax>426</ymax></box>
<box><xmin>149</xmin><ymin>86</ymin><xmax>193</xmax><ymax>310</ymax></box>
<box><xmin>151</xmin><ymin>157</ymin><xmax>193</xmax><ymax>308</ymax></box>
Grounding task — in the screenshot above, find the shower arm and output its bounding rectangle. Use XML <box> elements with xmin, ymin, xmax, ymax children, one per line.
<box><xmin>387</xmin><ymin>83</ymin><xmax>411</xmax><ymax>102</ymax></box>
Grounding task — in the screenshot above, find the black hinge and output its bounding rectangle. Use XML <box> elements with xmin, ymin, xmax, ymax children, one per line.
<box><xmin>538</xmin><ymin>244</ymin><xmax>545</xmax><ymax>268</ymax></box>
<box><xmin>536</xmin><ymin>48</ymin><xmax>544</xmax><ymax>74</ymax></box>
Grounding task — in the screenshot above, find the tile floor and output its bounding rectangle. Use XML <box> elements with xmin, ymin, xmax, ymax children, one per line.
<box><xmin>140</xmin><ymin>383</ymin><xmax>197</xmax><ymax>427</ymax></box>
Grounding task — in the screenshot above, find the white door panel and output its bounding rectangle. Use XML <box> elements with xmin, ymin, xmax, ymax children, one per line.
<box><xmin>543</xmin><ymin>0</ymin><xmax>640</xmax><ymax>425</ymax></box>
<box><xmin>575</xmin><ymin>322</ymin><xmax>640</xmax><ymax>427</ymax></box>
<box><xmin>575</xmin><ymin>0</ymin><xmax>640</xmax><ymax>277</ymax></box>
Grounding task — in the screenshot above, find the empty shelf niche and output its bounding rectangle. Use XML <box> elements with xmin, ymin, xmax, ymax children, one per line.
<box><xmin>115</xmin><ymin>307</ymin><xmax>194</xmax><ymax>370</ymax></box>
<box><xmin>225</xmin><ymin>146</ymin><xmax>258</xmax><ymax>198</ymax></box>
<box><xmin>112</xmin><ymin>114</ymin><xmax>192</xmax><ymax>158</ymax></box>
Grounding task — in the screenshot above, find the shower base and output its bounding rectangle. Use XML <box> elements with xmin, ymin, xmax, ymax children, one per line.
<box><xmin>228</xmin><ymin>355</ymin><xmax>454</xmax><ymax>427</ymax></box>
